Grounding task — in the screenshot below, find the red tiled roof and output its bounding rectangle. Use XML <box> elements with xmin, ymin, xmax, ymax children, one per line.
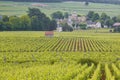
<box><xmin>45</xmin><ymin>31</ymin><xmax>54</xmax><ymax>35</ymax></box>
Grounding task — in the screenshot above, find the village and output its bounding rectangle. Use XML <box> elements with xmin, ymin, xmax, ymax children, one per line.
<box><xmin>56</xmin><ymin>12</ymin><xmax>120</xmax><ymax>32</ymax></box>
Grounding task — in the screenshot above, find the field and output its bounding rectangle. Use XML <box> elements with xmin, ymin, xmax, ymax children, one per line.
<box><xmin>0</xmin><ymin>1</ymin><xmax>120</xmax><ymax>17</ymax></box>
<box><xmin>0</xmin><ymin>29</ymin><xmax>120</xmax><ymax>80</ymax></box>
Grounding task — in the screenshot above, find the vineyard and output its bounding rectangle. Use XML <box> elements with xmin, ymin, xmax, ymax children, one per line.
<box><xmin>0</xmin><ymin>30</ymin><xmax>120</xmax><ymax>80</ymax></box>
<box><xmin>0</xmin><ymin>37</ymin><xmax>120</xmax><ymax>52</ymax></box>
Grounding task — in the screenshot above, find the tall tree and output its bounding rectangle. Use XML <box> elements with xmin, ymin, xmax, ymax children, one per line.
<box><xmin>64</xmin><ymin>12</ymin><xmax>69</xmax><ymax>19</ymax></box>
<box><xmin>31</xmin><ymin>16</ymin><xmax>41</xmax><ymax>30</ymax></box>
<box><xmin>92</xmin><ymin>13</ymin><xmax>100</xmax><ymax>21</ymax></box>
<box><xmin>2</xmin><ymin>15</ymin><xmax>9</xmax><ymax>22</ymax></box>
<box><xmin>3</xmin><ymin>22</ymin><xmax>12</xmax><ymax>31</ymax></box>
<box><xmin>9</xmin><ymin>16</ymin><xmax>21</xmax><ymax>30</ymax></box>
<box><xmin>87</xmin><ymin>11</ymin><xmax>95</xmax><ymax>20</ymax></box>
<box><xmin>28</xmin><ymin>8</ymin><xmax>53</xmax><ymax>31</ymax></box>
<box><xmin>51</xmin><ymin>11</ymin><xmax>64</xmax><ymax>19</ymax></box>
<box><xmin>105</xmin><ymin>19</ymin><xmax>114</xmax><ymax>28</ymax></box>
<box><xmin>28</xmin><ymin>8</ymin><xmax>42</xmax><ymax>18</ymax></box>
<box><xmin>0</xmin><ymin>21</ymin><xmax>4</xmax><ymax>31</ymax></box>
<box><xmin>20</xmin><ymin>15</ymin><xmax>31</xmax><ymax>30</ymax></box>
<box><xmin>85</xmin><ymin>1</ymin><xmax>89</xmax><ymax>6</ymax></box>
<box><xmin>101</xmin><ymin>13</ymin><xmax>110</xmax><ymax>21</ymax></box>
<box><xmin>112</xmin><ymin>16</ymin><xmax>117</xmax><ymax>23</ymax></box>
<box><xmin>49</xmin><ymin>20</ymin><xmax>57</xmax><ymax>31</ymax></box>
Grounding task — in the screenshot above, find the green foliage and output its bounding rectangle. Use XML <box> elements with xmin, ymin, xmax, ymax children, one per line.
<box><xmin>2</xmin><ymin>15</ymin><xmax>9</xmax><ymax>22</ymax></box>
<box><xmin>28</xmin><ymin>8</ymin><xmax>51</xmax><ymax>31</ymax></box>
<box><xmin>9</xmin><ymin>16</ymin><xmax>21</xmax><ymax>30</ymax></box>
<box><xmin>61</xmin><ymin>23</ymin><xmax>73</xmax><ymax>31</ymax></box>
<box><xmin>49</xmin><ymin>20</ymin><xmax>57</xmax><ymax>31</ymax></box>
<box><xmin>64</xmin><ymin>12</ymin><xmax>69</xmax><ymax>19</ymax></box>
<box><xmin>51</xmin><ymin>11</ymin><xmax>64</xmax><ymax>19</ymax></box>
<box><xmin>87</xmin><ymin>11</ymin><xmax>95</xmax><ymax>20</ymax></box>
<box><xmin>92</xmin><ymin>13</ymin><xmax>100</xmax><ymax>22</ymax></box>
<box><xmin>105</xmin><ymin>19</ymin><xmax>114</xmax><ymax>28</ymax></box>
<box><xmin>78</xmin><ymin>58</ymin><xmax>98</xmax><ymax>66</ymax></box>
<box><xmin>20</xmin><ymin>15</ymin><xmax>31</xmax><ymax>30</ymax></box>
<box><xmin>101</xmin><ymin>13</ymin><xmax>110</xmax><ymax>21</ymax></box>
<box><xmin>3</xmin><ymin>22</ymin><xmax>12</xmax><ymax>31</ymax></box>
<box><xmin>79</xmin><ymin>23</ymin><xmax>87</xmax><ymax>30</ymax></box>
<box><xmin>0</xmin><ymin>21</ymin><xmax>4</xmax><ymax>31</ymax></box>
<box><xmin>85</xmin><ymin>1</ymin><xmax>89</xmax><ymax>6</ymax></box>
<box><xmin>0</xmin><ymin>8</ymin><xmax>57</xmax><ymax>31</ymax></box>
<box><xmin>114</xmin><ymin>26</ymin><xmax>120</xmax><ymax>32</ymax></box>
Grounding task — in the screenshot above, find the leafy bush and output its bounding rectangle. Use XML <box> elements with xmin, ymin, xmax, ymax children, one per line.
<box><xmin>77</xmin><ymin>58</ymin><xmax>98</xmax><ymax>66</ymax></box>
<box><xmin>79</xmin><ymin>23</ymin><xmax>87</xmax><ymax>30</ymax></box>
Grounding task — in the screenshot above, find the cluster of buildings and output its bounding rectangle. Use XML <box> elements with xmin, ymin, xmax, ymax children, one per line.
<box><xmin>56</xmin><ymin>12</ymin><xmax>103</xmax><ymax>32</ymax></box>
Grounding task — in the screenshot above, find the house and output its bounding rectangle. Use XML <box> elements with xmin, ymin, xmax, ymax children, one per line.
<box><xmin>45</xmin><ymin>31</ymin><xmax>54</xmax><ymax>37</ymax></box>
<box><xmin>56</xmin><ymin>27</ymin><xmax>62</xmax><ymax>32</ymax></box>
<box><xmin>67</xmin><ymin>18</ymin><xmax>73</xmax><ymax>27</ymax></box>
<box><xmin>104</xmin><ymin>25</ymin><xmax>108</xmax><ymax>28</ymax></box>
<box><xmin>68</xmin><ymin>12</ymin><xmax>86</xmax><ymax>23</ymax></box>
<box><xmin>113</xmin><ymin>22</ymin><xmax>120</xmax><ymax>27</ymax></box>
<box><xmin>87</xmin><ymin>21</ymin><xmax>102</xmax><ymax>28</ymax></box>
<box><xmin>96</xmin><ymin>22</ymin><xmax>102</xmax><ymax>28</ymax></box>
<box><xmin>56</xmin><ymin>12</ymin><xmax>87</xmax><ymax>30</ymax></box>
<box><xmin>87</xmin><ymin>21</ymin><xmax>96</xmax><ymax>28</ymax></box>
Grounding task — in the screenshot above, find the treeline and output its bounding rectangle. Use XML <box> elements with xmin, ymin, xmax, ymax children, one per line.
<box><xmin>2</xmin><ymin>0</ymin><xmax>120</xmax><ymax>4</ymax></box>
<box><xmin>0</xmin><ymin>8</ymin><xmax>57</xmax><ymax>31</ymax></box>
<box><xmin>87</xmin><ymin>11</ymin><xmax>120</xmax><ymax>28</ymax></box>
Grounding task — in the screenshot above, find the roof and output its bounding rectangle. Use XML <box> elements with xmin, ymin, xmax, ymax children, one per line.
<box><xmin>113</xmin><ymin>22</ymin><xmax>120</xmax><ymax>27</ymax></box>
<box><xmin>87</xmin><ymin>21</ymin><xmax>96</xmax><ymax>25</ymax></box>
<box><xmin>45</xmin><ymin>31</ymin><xmax>54</xmax><ymax>35</ymax></box>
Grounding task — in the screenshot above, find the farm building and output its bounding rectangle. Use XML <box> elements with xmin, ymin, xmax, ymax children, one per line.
<box><xmin>45</xmin><ymin>31</ymin><xmax>54</xmax><ymax>37</ymax></box>
<box><xmin>113</xmin><ymin>22</ymin><xmax>120</xmax><ymax>27</ymax></box>
<box><xmin>113</xmin><ymin>22</ymin><xmax>120</xmax><ymax>32</ymax></box>
<box><xmin>56</xmin><ymin>27</ymin><xmax>62</xmax><ymax>32</ymax></box>
<box><xmin>87</xmin><ymin>21</ymin><xmax>102</xmax><ymax>28</ymax></box>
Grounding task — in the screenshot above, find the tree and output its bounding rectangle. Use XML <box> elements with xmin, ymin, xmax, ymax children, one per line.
<box><xmin>64</xmin><ymin>12</ymin><xmax>69</xmax><ymax>19</ymax></box>
<box><xmin>42</xmin><ymin>17</ymin><xmax>51</xmax><ymax>31</ymax></box>
<box><xmin>3</xmin><ymin>22</ymin><xmax>12</xmax><ymax>31</ymax></box>
<box><xmin>85</xmin><ymin>1</ymin><xmax>89</xmax><ymax>6</ymax></box>
<box><xmin>9</xmin><ymin>16</ymin><xmax>21</xmax><ymax>30</ymax></box>
<box><xmin>116</xmin><ymin>15</ymin><xmax>120</xmax><ymax>22</ymax></box>
<box><xmin>20</xmin><ymin>15</ymin><xmax>31</xmax><ymax>30</ymax></box>
<box><xmin>100</xmin><ymin>20</ymin><xmax>104</xmax><ymax>28</ymax></box>
<box><xmin>79</xmin><ymin>23</ymin><xmax>87</xmax><ymax>30</ymax></box>
<box><xmin>0</xmin><ymin>21</ymin><xmax>4</xmax><ymax>31</ymax></box>
<box><xmin>2</xmin><ymin>15</ymin><xmax>9</xmax><ymax>22</ymax></box>
<box><xmin>49</xmin><ymin>20</ymin><xmax>57</xmax><ymax>31</ymax></box>
<box><xmin>28</xmin><ymin>8</ymin><xmax>53</xmax><ymax>31</ymax></box>
<box><xmin>31</xmin><ymin>16</ymin><xmax>41</xmax><ymax>31</ymax></box>
<box><xmin>101</xmin><ymin>13</ymin><xmax>108</xmax><ymax>21</ymax></box>
<box><xmin>61</xmin><ymin>23</ymin><xmax>73</xmax><ymax>31</ymax></box>
<box><xmin>92</xmin><ymin>13</ymin><xmax>100</xmax><ymax>22</ymax></box>
<box><xmin>105</xmin><ymin>19</ymin><xmax>114</xmax><ymax>28</ymax></box>
<box><xmin>87</xmin><ymin>11</ymin><xmax>95</xmax><ymax>20</ymax></box>
<box><xmin>51</xmin><ymin>11</ymin><xmax>64</xmax><ymax>19</ymax></box>
<box><xmin>100</xmin><ymin>13</ymin><xmax>111</xmax><ymax>27</ymax></box>
<box><xmin>28</xmin><ymin>8</ymin><xmax>42</xmax><ymax>18</ymax></box>
<box><xmin>112</xmin><ymin>16</ymin><xmax>117</xmax><ymax>23</ymax></box>
<box><xmin>114</xmin><ymin>26</ymin><xmax>120</xmax><ymax>32</ymax></box>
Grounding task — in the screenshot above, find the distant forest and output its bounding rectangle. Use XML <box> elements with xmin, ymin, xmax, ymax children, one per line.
<box><xmin>2</xmin><ymin>0</ymin><xmax>120</xmax><ymax>4</ymax></box>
